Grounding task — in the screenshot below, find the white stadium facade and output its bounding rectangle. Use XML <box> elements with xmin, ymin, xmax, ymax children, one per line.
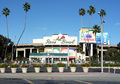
<box><xmin>15</xmin><ymin>28</ymin><xmax>117</xmax><ymax>64</ymax></box>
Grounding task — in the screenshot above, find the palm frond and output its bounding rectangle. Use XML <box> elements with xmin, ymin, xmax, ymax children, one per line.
<box><xmin>79</xmin><ymin>8</ymin><xmax>85</xmax><ymax>16</ymax></box>
<box><xmin>24</xmin><ymin>2</ymin><xmax>30</xmax><ymax>12</ymax></box>
<box><xmin>2</xmin><ymin>8</ymin><xmax>10</xmax><ymax>16</ymax></box>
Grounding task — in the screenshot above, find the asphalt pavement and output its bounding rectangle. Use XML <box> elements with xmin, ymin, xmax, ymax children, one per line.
<box><xmin>0</xmin><ymin>73</ymin><xmax>120</xmax><ymax>84</ymax></box>
<box><xmin>1</xmin><ymin>65</ymin><xmax>120</xmax><ymax>84</ymax></box>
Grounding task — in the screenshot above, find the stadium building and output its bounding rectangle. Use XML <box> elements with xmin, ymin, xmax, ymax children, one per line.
<box><xmin>15</xmin><ymin>28</ymin><xmax>113</xmax><ymax>64</ymax></box>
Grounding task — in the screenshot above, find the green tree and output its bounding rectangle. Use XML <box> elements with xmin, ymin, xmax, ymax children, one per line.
<box><xmin>93</xmin><ymin>25</ymin><xmax>101</xmax><ymax>40</ymax></box>
<box><xmin>0</xmin><ymin>34</ymin><xmax>13</xmax><ymax>60</ymax></box>
<box><xmin>117</xmin><ymin>42</ymin><xmax>120</xmax><ymax>52</ymax></box>
<box><xmin>76</xmin><ymin>45</ymin><xmax>83</xmax><ymax>53</ymax></box>
<box><xmin>104</xmin><ymin>48</ymin><xmax>120</xmax><ymax>62</ymax></box>
<box><xmin>16</xmin><ymin>2</ymin><xmax>30</xmax><ymax>45</ymax></box>
<box><xmin>117</xmin><ymin>42</ymin><xmax>120</xmax><ymax>48</ymax></box>
<box><xmin>36</xmin><ymin>46</ymin><xmax>44</xmax><ymax>53</ymax></box>
<box><xmin>79</xmin><ymin>8</ymin><xmax>85</xmax><ymax>27</ymax></box>
<box><xmin>2</xmin><ymin>8</ymin><xmax>10</xmax><ymax>59</ymax></box>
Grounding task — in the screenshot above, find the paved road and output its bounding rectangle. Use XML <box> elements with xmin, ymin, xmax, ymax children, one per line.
<box><xmin>0</xmin><ymin>73</ymin><xmax>120</xmax><ymax>84</ymax></box>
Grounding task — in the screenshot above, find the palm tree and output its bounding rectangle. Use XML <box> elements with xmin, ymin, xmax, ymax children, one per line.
<box><xmin>76</xmin><ymin>45</ymin><xmax>83</xmax><ymax>53</ymax></box>
<box><xmin>93</xmin><ymin>24</ymin><xmax>101</xmax><ymax>40</ymax></box>
<box><xmin>87</xmin><ymin>5</ymin><xmax>95</xmax><ymax>63</ymax></box>
<box><xmin>79</xmin><ymin>8</ymin><xmax>85</xmax><ymax>28</ymax></box>
<box><xmin>76</xmin><ymin>45</ymin><xmax>85</xmax><ymax>63</ymax></box>
<box><xmin>87</xmin><ymin>5</ymin><xmax>96</xmax><ymax>28</ymax></box>
<box><xmin>98</xmin><ymin>9</ymin><xmax>106</xmax><ymax>72</ymax></box>
<box><xmin>93</xmin><ymin>24</ymin><xmax>101</xmax><ymax>62</ymax></box>
<box><xmin>2</xmin><ymin>8</ymin><xmax>10</xmax><ymax>59</ymax></box>
<box><xmin>2</xmin><ymin>8</ymin><xmax>10</xmax><ymax>38</ymax></box>
<box><xmin>16</xmin><ymin>2</ymin><xmax>30</xmax><ymax>46</ymax></box>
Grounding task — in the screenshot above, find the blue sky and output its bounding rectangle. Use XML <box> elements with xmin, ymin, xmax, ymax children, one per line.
<box><xmin>0</xmin><ymin>0</ymin><xmax>120</xmax><ymax>45</ymax></box>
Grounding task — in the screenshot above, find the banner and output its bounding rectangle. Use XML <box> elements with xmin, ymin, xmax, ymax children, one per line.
<box><xmin>53</xmin><ymin>48</ymin><xmax>60</xmax><ymax>53</ymax></box>
<box><xmin>61</xmin><ymin>48</ymin><xmax>68</xmax><ymax>53</ymax></box>
<box><xmin>96</xmin><ymin>33</ymin><xmax>109</xmax><ymax>44</ymax></box>
<box><xmin>69</xmin><ymin>48</ymin><xmax>75</xmax><ymax>56</ymax></box>
<box><xmin>80</xmin><ymin>28</ymin><xmax>96</xmax><ymax>43</ymax></box>
<box><xmin>45</xmin><ymin>48</ymin><xmax>52</xmax><ymax>53</ymax></box>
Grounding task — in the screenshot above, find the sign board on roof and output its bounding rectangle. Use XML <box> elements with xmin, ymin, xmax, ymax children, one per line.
<box><xmin>33</xmin><ymin>34</ymin><xmax>77</xmax><ymax>45</ymax></box>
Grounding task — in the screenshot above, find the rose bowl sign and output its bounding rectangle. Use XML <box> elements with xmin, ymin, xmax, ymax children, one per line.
<box><xmin>33</xmin><ymin>34</ymin><xmax>77</xmax><ymax>45</ymax></box>
<box><xmin>79</xmin><ymin>28</ymin><xmax>96</xmax><ymax>43</ymax></box>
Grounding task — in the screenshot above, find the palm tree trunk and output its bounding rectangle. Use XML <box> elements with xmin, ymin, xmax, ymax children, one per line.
<box><xmin>81</xmin><ymin>16</ymin><xmax>83</xmax><ymax>28</ymax></box>
<box><xmin>6</xmin><ymin>16</ymin><xmax>9</xmax><ymax>38</ymax></box>
<box><xmin>14</xmin><ymin>12</ymin><xmax>27</xmax><ymax>59</ymax></box>
<box><xmin>88</xmin><ymin>15</ymin><xmax>91</xmax><ymax>29</ymax></box>
<box><xmin>87</xmin><ymin>15</ymin><xmax>91</xmax><ymax>63</ymax></box>
<box><xmin>16</xmin><ymin>12</ymin><xmax>27</xmax><ymax>45</ymax></box>
<box><xmin>4</xmin><ymin>16</ymin><xmax>9</xmax><ymax>60</ymax></box>
<box><xmin>95</xmin><ymin>33</ymin><xmax>99</xmax><ymax>63</ymax></box>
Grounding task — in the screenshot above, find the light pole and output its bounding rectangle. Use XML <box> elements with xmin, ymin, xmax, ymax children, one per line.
<box><xmin>101</xmin><ymin>18</ymin><xmax>104</xmax><ymax>73</ymax></box>
<box><xmin>98</xmin><ymin>11</ymin><xmax>105</xmax><ymax>73</ymax></box>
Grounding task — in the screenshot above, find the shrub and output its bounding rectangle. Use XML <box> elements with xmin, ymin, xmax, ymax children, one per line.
<box><xmin>10</xmin><ymin>64</ymin><xmax>19</xmax><ymax>68</ymax></box>
<box><xmin>91</xmin><ymin>63</ymin><xmax>120</xmax><ymax>67</ymax></box>
<box><xmin>56</xmin><ymin>63</ymin><xmax>66</xmax><ymax>67</ymax></box>
<box><xmin>70</xmin><ymin>64</ymin><xmax>77</xmax><ymax>67</ymax></box>
<box><xmin>104</xmin><ymin>63</ymin><xmax>120</xmax><ymax>67</ymax></box>
<box><xmin>32</xmin><ymin>64</ymin><xmax>42</xmax><ymax>67</ymax></box>
<box><xmin>21</xmin><ymin>64</ymin><xmax>28</xmax><ymax>68</ymax></box>
<box><xmin>80</xmin><ymin>63</ymin><xmax>90</xmax><ymax>67</ymax></box>
<box><xmin>44</xmin><ymin>64</ymin><xmax>53</xmax><ymax>67</ymax></box>
<box><xmin>0</xmin><ymin>63</ymin><xmax>8</xmax><ymax>68</ymax></box>
<box><xmin>91</xmin><ymin>63</ymin><xmax>100</xmax><ymax>67</ymax></box>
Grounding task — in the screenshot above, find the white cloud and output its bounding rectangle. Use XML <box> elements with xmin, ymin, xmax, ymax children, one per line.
<box><xmin>115</xmin><ymin>22</ymin><xmax>120</xmax><ymax>26</ymax></box>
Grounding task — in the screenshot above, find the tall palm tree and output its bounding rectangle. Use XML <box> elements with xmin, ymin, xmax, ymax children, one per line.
<box><xmin>2</xmin><ymin>8</ymin><xmax>10</xmax><ymax>59</ymax></box>
<box><xmin>79</xmin><ymin>8</ymin><xmax>86</xmax><ymax>57</ymax></box>
<box><xmin>87</xmin><ymin>5</ymin><xmax>96</xmax><ymax>28</ymax></box>
<box><xmin>2</xmin><ymin>8</ymin><xmax>10</xmax><ymax>38</ymax></box>
<box><xmin>93</xmin><ymin>24</ymin><xmax>101</xmax><ymax>62</ymax></box>
<box><xmin>98</xmin><ymin>9</ymin><xmax>106</xmax><ymax>72</ymax></box>
<box><xmin>87</xmin><ymin>5</ymin><xmax>95</xmax><ymax>62</ymax></box>
<box><xmin>16</xmin><ymin>2</ymin><xmax>30</xmax><ymax>46</ymax></box>
<box><xmin>93</xmin><ymin>24</ymin><xmax>101</xmax><ymax>40</ymax></box>
<box><xmin>79</xmin><ymin>8</ymin><xmax>85</xmax><ymax>28</ymax></box>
